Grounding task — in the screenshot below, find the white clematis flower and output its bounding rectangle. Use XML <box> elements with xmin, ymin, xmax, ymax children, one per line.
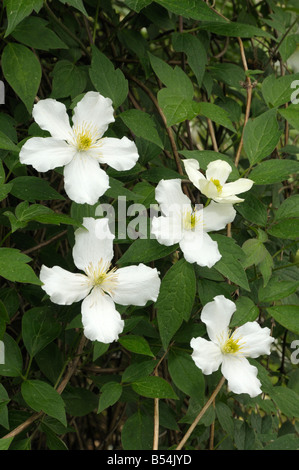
<box><xmin>183</xmin><ymin>158</ymin><xmax>254</xmax><ymax>204</ymax></box>
<box><xmin>151</xmin><ymin>179</ymin><xmax>236</xmax><ymax>268</ymax></box>
<box><xmin>191</xmin><ymin>295</ymin><xmax>274</xmax><ymax>398</ymax></box>
<box><xmin>19</xmin><ymin>92</ymin><xmax>139</xmax><ymax>205</ymax></box>
<box><xmin>40</xmin><ymin>217</ymin><xmax>161</xmax><ymax>344</ymax></box>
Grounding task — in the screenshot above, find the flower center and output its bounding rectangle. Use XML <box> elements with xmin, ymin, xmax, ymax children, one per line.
<box><xmin>71</xmin><ymin>122</ymin><xmax>102</xmax><ymax>152</ymax></box>
<box><xmin>183</xmin><ymin>208</ymin><xmax>202</xmax><ymax>231</ymax></box>
<box><xmin>211</xmin><ymin>178</ymin><xmax>223</xmax><ymax>193</ymax></box>
<box><xmin>220</xmin><ymin>330</ymin><xmax>244</xmax><ymax>355</ymax></box>
<box><xmin>85</xmin><ymin>259</ymin><xmax>118</xmax><ymax>294</ymax></box>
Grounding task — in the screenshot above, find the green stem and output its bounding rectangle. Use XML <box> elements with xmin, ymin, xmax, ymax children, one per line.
<box><xmin>0</xmin><ymin>230</ymin><xmax>12</xmax><ymax>247</ymax></box>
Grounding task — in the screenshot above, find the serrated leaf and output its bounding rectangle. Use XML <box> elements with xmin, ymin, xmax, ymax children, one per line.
<box><xmin>22</xmin><ymin>307</ymin><xmax>61</xmax><ymax>357</ymax></box>
<box><xmin>243</xmin><ymin>110</ymin><xmax>281</xmax><ymax>166</ymax></box>
<box><xmin>98</xmin><ymin>382</ymin><xmax>122</xmax><ymax>413</ymax></box>
<box><xmin>10</xmin><ymin>176</ymin><xmax>65</xmax><ymax>202</ymax></box>
<box><xmin>21</xmin><ymin>380</ymin><xmax>66</xmax><ymax>425</ymax></box>
<box><xmin>249</xmin><ymin>159</ymin><xmax>299</xmax><ymax>185</ymax></box>
<box><xmin>2</xmin><ymin>43</ymin><xmax>41</xmax><ymax>113</ymax></box>
<box><xmin>119</xmin><ymin>109</ymin><xmax>163</xmax><ymax>149</ymax></box>
<box><xmin>0</xmin><ymin>248</ymin><xmax>41</xmax><ymax>285</ymax></box>
<box><xmin>267</xmin><ymin>305</ymin><xmax>299</xmax><ymax>335</ymax></box>
<box><xmin>156</xmin><ymin>258</ymin><xmax>196</xmax><ymax>349</ymax></box>
<box><xmin>131</xmin><ymin>376</ymin><xmax>178</xmax><ymax>399</ymax></box>
<box><xmin>168</xmin><ymin>350</ymin><xmax>205</xmax><ymax>400</ymax></box>
<box><xmin>89</xmin><ymin>46</ymin><xmax>128</xmax><ymax>108</ymax></box>
<box><xmin>5</xmin><ymin>0</ymin><xmax>43</xmax><ymax>37</ymax></box>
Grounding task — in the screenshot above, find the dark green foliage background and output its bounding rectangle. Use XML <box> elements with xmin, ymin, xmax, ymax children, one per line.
<box><xmin>0</xmin><ymin>0</ymin><xmax>299</xmax><ymax>450</ymax></box>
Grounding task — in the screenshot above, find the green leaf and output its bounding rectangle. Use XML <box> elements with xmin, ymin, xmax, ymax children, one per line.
<box><xmin>11</xmin><ymin>17</ymin><xmax>68</xmax><ymax>51</ymax></box>
<box><xmin>215</xmin><ymin>402</ymin><xmax>234</xmax><ymax>436</ymax></box>
<box><xmin>172</xmin><ymin>33</ymin><xmax>207</xmax><ymax>87</ymax></box>
<box><xmin>0</xmin><ymin>437</ymin><xmax>14</xmax><ymax>450</ymax></box>
<box><xmin>0</xmin><ymin>248</ymin><xmax>41</xmax><ymax>285</ymax></box>
<box><xmin>156</xmin><ymin>259</ymin><xmax>196</xmax><ymax>350</ymax></box>
<box><xmin>198</xmin><ymin>21</ymin><xmax>273</xmax><ymax>39</ymax></box>
<box><xmin>4</xmin><ymin>0</ymin><xmax>43</xmax><ymax>37</ymax></box>
<box><xmin>279</xmin><ymin>103</ymin><xmax>299</xmax><ymax>130</ymax></box>
<box><xmin>131</xmin><ymin>376</ymin><xmax>178</xmax><ymax>399</ymax></box>
<box><xmin>262</xmin><ymin>73</ymin><xmax>299</xmax><ymax>108</ymax></box>
<box><xmin>249</xmin><ymin>159</ymin><xmax>299</xmax><ymax>185</ymax></box>
<box><xmin>155</xmin><ymin>0</ymin><xmax>227</xmax><ymax>22</ymax></box>
<box><xmin>168</xmin><ymin>350</ymin><xmax>205</xmax><ymax>400</ymax></box>
<box><xmin>89</xmin><ymin>46</ymin><xmax>128</xmax><ymax>108</ymax></box>
<box><xmin>98</xmin><ymin>382</ymin><xmax>122</xmax><ymax>414</ymax></box>
<box><xmin>22</xmin><ymin>307</ymin><xmax>61</xmax><ymax>357</ymax></box>
<box><xmin>121</xmin><ymin>410</ymin><xmax>153</xmax><ymax>450</ymax></box>
<box><xmin>243</xmin><ymin>110</ymin><xmax>281</xmax><ymax>166</ymax></box>
<box><xmin>10</xmin><ymin>176</ymin><xmax>65</xmax><ymax>202</ymax></box>
<box><xmin>21</xmin><ymin>380</ymin><xmax>66</xmax><ymax>425</ymax></box>
<box><xmin>124</xmin><ymin>0</ymin><xmax>153</xmax><ymax>13</ymax></box>
<box><xmin>211</xmin><ymin>234</ymin><xmax>249</xmax><ymax>291</ymax></box>
<box><xmin>236</xmin><ymin>193</ymin><xmax>268</xmax><ymax>226</ymax></box>
<box><xmin>230</xmin><ymin>296</ymin><xmax>259</xmax><ymax>327</ymax></box>
<box><xmin>241</xmin><ymin>238</ymin><xmax>267</xmax><ymax>269</ymax></box>
<box><xmin>40</xmin><ymin>422</ymin><xmax>68</xmax><ymax>450</ymax></box>
<box><xmin>62</xmin><ymin>386</ymin><xmax>98</xmax><ymax>417</ymax></box>
<box><xmin>2</xmin><ymin>43</ymin><xmax>42</xmax><ymax>113</ymax></box>
<box><xmin>270</xmin><ymin>386</ymin><xmax>299</xmax><ymax>419</ymax></box>
<box><xmin>0</xmin><ymin>333</ymin><xmax>23</xmax><ymax>377</ymax></box>
<box><xmin>51</xmin><ymin>60</ymin><xmax>86</xmax><ymax>99</ymax></box>
<box><xmin>58</xmin><ymin>0</ymin><xmax>88</xmax><ymax>15</ymax></box>
<box><xmin>0</xmin><ymin>130</ymin><xmax>19</xmax><ymax>152</ymax></box>
<box><xmin>196</xmin><ymin>102</ymin><xmax>235</xmax><ymax>132</ymax></box>
<box><xmin>259</xmin><ymin>277</ymin><xmax>299</xmax><ymax>303</ymax></box>
<box><xmin>267</xmin><ymin>305</ymin><xmax>299</xmax><ymax>335</ymax></box>
<box><xmin>119</xmin><ymin>109</ymin><xmax>163</xmax><ymax>149</ymax></box>
<box><xmin>118</xmin><ymin>335</ymin><xmax>154</xmax><ymax>357</ymax></box>
<box><xmin>264</xmin><ymin>434</ymin><xmax>299</xmax><ymax>450</ymax></box>
<box><xmin>122</xmin><ymin>359</ymin><xmax>158</xmax><ymax>383</ymax></box>
<box><xmin>274</xmin><ymin>195</ymin><xmax>299</xmax><ymax>220</ymax></box>
<box><xmin>268</xmin><ymin>219</ymin><xmax>299</xmax><ymax>240</ymax></box>
<box><xmin>117</xmin><ymin>238</ymin><xmax>178</xmax><ymax>265</ymax></box>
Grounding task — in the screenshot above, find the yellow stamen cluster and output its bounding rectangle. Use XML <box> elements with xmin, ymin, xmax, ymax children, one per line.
<box><xmin>220</xmin><ymin>330</ymin><xmax>245</xmax><ymax>355</ymax></box>
<box><xmin>85</xmin><ymin>259</ymin><xmax>118</xmax><ymax>294</ymax></box>
<box><xmin>183</xmin><ymin>208</ymin><xmax>201</xmax><ymax>231</ymax></box>
<box><xmin>72</xmin><ymin>122</ymin><xmax>102</xmax><ymax>152</ymax></box>
<box><xmin>211</xmin><ymin>178</ymin><xmax>223</xmax><ymax>193</ymax></box>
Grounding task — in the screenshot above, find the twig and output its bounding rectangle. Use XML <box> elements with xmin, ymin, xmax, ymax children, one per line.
<box><xmin>175</xmin><ymin>376</ymin><xmax>225</xmax><ymax>450</ymax></box>
<box><xmin>22</xmin><ymin>230</ymin><xmax>68</xmax><ymax>255</ymax></box>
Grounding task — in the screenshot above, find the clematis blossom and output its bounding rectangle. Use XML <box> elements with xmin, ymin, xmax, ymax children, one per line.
<box><xmin>19</xmin><ymin>92</ymin><xmax>139</xmax><ymax>205</ymax></box>
<box><xmin>40</xmin><ymin>217</ymin><xmax>161</xmax><ymax>344</ymax></box>
<box><xmin>151</xmin><ymin>178</ymin><xmax>236</xmax><ymax>268</ymax></box>
<box><xmin>183</xmin><ymin>158</ymin><xmax>254</xmax><ymax>204</ymax></box>
<box><xmin>191</xmin><ymin>295</ymin><xmax>274</xmax><ymax>398</ymax></box>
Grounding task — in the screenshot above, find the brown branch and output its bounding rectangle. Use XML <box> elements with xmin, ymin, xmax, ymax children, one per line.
<box><xmin>22</xmin><ymin>230</ymin><xmax>68</xmax><ymax>255</ymax></box>
<box><xmin>175</xmin><ymin>376</ymin><xmax>225</xmax><ymax>450</ymax></box>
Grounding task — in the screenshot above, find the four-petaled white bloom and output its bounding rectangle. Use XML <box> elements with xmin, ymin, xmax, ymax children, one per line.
<box><xmin>191</xmin><ymin>295</ymin><xmax>274</xmax><ymax>397</ymax></box>
<box><xmin>19</xmin><ymin>91</ymin><xmax>139</xmax><ymax>205</ymax></box>
<box><xmin>40</xmin><ymin>217</ymin><xmax>161</xmax><ymax>344</ymax></box>
<box><xmin>151</xmin><ymin>179</ymin><xmax>236</xmax><ymax>268</ymax></box>
<box><xmin>183</xmin><ymin>158</ymin><xmax>254</xmax><ymax>204</ymax></box>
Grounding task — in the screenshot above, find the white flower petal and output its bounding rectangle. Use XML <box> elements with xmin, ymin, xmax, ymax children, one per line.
<box><xmin>72</xmin><ymin>91</ymin><xmax>115</xmax><ymax>137</ymax></box>
<box><xmin>191</xmin><ymin>337</ymin><xmax>222</xmax><ymax>375</ymax></box>
<box><xmin>179</xmin><ymin>230</ymin><xmax>221</xmax><ymax>268</ymax></box>
<box><xmin>213</xmin><ymin>195</ymin><xmax>245</xmax><ymax>204</ymax></box>
<box><xmin>81</xmin><ymin>288</ymin><xmax>124</xmax><ymax>343</ymax></box>
<box><xmin>98</xmin><ymin>136</ymin><xmax>139</xmax><ymax>171</ymax></box>
<box><xmin>19</xmin><ymin>137</ymin><xmax>75</xmax><ymax>172</ymax></box>
<box><xmin>40</xmin><ymin>265</ymin><xmax>91</xmax><ymax>305</ymax></box>
<box><xmin>151</xmin><ymin>215</ymin><xmax>183</xmax><ymax>246</ymax></box>
<box><xmin>183</xmin><ymin>159</ymin><xmax>205</xmax><ymax>190</ymax></box>
<box><xmin>63</xmin><ymin>152</ymin><xmax>110</xmax><ymax>205</ymax></box>
<box><xmin>206</xmin><ymin>160</ymin><xmax>232</xmax><ymax>185</ymax></box>
<box><xmin>110</xmin><ymin>264</ymin><xmax>161</xmax><ymax>306</ymax></box>
<box><xmin>155</xmin><ymin>179</ymin><xmax>191</xmax><ymax>217</ymax></box>
<box><xmin>32</xmin><ymin>98</ymin><xmax>72</xmax><ymax>140</ymax></box>
<box><xmin>201</xmin><ymin>295</ymin><xmax>236</xmax><ymax>344</ymax></box>
<box><xmin>197</xmin><ymin>179</ymin><xmax>220</xmax><ymax>199</ymax></box>
<box><xmin>221</xmin><ymin>178</ymin><xmax>254</xmax><ymax>197</ymax></box>
<box><xmin>221</xmin><ymin>355</ymin><xmax>262</xmax><ymax>397</ymax></box>
<box><xmin>73</xmin><ymin>217</ymin><xmax>114</xmax><ymax>272</ymax></box>
<box><xmin>234</xmin><ymin>322</ymin><xmax>274</xmax><ymax>358</ymax></box>
<box><xmin>203</xmin><ymin>201</ymin><xmax>236</xmax><ymax>232</ymax></box>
